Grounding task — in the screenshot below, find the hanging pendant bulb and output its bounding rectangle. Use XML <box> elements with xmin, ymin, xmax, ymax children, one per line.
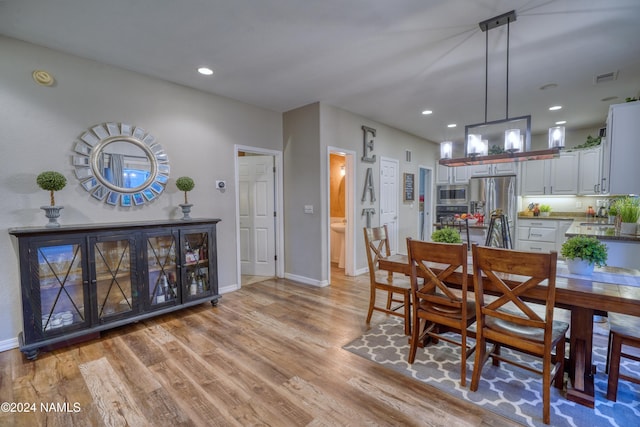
<box><xmin>548</xmin><ymin>126</ymin><xmax>565</xmax><ymax>148</ymax></box>
<box><xmin>504</xmin><ymin>129</ymin><xmax>522</xmax><ymax>152</ymax></box>
<box><xmin>440</xmin><ymin>141</ymin><xmax>453</xmax><ymax>159</ymax></box>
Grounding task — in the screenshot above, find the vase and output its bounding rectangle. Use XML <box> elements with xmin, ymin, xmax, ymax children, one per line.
<box><xmin>541</xmin><ymin>212</ymin><xmax>550</xmax><ymax>217</ymax></box>
<box><xmin>40</xmin><ymin>205</ymin><xmax>64</xmax><ymax>228</ymax></box>
<box><xmin>566</xmin><ymin>258</ymin><xmax>594</xmax><ymax>276</ymax></box>
<box><xmin>179</xmin><ymin>203</ymin><xmax>193</xmax><ymax>221</ymax></box>
<box><xmin>620</xmin><ymin>222</ymin><xmax>637</xmax><ymax>235</ymax></box>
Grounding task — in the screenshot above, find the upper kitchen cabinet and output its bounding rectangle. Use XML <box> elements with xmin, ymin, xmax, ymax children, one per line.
<box><xmin>521</xmin><ymin>152</ymin><xmax>579</xmax><ymax>195</ymax></box>
<box><xmin>578</xmin><ymin>147</ymin><xmax>603</xmax><ymax>195</ymax></box>
<box><xmin>468</xmin><ymin>162</ymin><xmax>518</xmax><ymax>178</ymax></box>
<box><xmin>436</xmin><ymin>163</ymin><xmax>469</xmax><ymax>185</ymax></box>
<box><xmin>602</xmin><ymin>102</ymin><xmax>640</xmax><ymax>195</ymax></box>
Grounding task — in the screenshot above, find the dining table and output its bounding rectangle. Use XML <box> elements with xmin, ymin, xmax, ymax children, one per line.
<box><xmin>378</xmin><ymin>253</ymin><xmax>640</xmax><ymax>408</ymax></box>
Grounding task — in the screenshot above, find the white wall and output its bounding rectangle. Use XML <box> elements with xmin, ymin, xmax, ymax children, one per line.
<box><xmin>0</xmin><ymin>36</ymin><xmax>282</xmax><ymax>348</ymax></box>
<box><xmin>318</xmin><ymin>104</ymin><xmax>439</xmax><ymax>274</ymax></box>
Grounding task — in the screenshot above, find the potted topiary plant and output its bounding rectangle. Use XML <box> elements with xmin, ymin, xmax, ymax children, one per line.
<box><xmin>539</xmin><ymin>204</ymin><xmax>552</xmax><ymax>217</ymax></box>
<box><xmin>561</xmin><ymin>235</ymin><xmax>608</xmax><ymax>276</ymax></box>
<box><xmin>431</xmin><ymin>227</ymin><xmax>462</xmax><ymax>244</ymax></box>
<box><xmin>613</xmin><ymin>196</ymin><xmax>640</xmax><ymax>235</ymax></box>
<box><xmin>175</xmin><ymin>176</ymin><xmax>195</xmax><ymax>220</ymax></box>
<box><xmin>36</xmin><ymin>171</ymin><xmax>67</xmax><ymax>227</ymax></box>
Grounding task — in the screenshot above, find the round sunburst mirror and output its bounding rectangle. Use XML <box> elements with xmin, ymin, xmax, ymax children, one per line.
<box><xmin>72</xmin><ymin>123</ymin><xmax>170</xmax><ymax>206</ymax></box>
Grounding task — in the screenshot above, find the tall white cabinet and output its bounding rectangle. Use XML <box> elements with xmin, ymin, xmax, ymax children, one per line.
<box><xmin>603</xmin><ymin>102</ymin><xmax>640</xmax><ymax>195</ymax></box>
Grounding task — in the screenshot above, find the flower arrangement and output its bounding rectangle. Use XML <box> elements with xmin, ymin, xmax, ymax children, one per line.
<box><xmin>561</xmin><ymin>236</ymin><xmax>608</xmax><ymax>267</ymax></box>
<box><xmin>431</xmin><ymin>227</ymin><xmax>462</xmax><ymax>244</ymax></box>
<box><xmin>175</xmin><ymin>176</ymin><xmax>195</xmax><ymax>204</ymax></box>
<box><xmin>36</xmin><ymin>171</ymin><xmax>67</xmax><ymax>206</ymax></box>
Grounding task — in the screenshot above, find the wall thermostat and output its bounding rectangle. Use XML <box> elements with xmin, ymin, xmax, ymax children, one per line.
<box><xmin>215</xmin><ymin>180</ymin><xmax>226</xmax><ymax>190</ymax></box>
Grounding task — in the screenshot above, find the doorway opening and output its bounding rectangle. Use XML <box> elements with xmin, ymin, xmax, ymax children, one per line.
<box><xmin>235</xmin><ymin>145</ymin><xmax>284</xmax><ymax>288</ymax></box>
<box><xmin>327</xmin><ymin>147</ymin><xmax>356</xmax><ymax>282</ymax></box>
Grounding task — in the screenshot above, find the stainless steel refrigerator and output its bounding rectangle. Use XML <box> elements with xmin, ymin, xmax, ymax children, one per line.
<box><xmin>469</xmin><ymin>175</ymin><xmax>517</xmax><ymax>248</ymax></box>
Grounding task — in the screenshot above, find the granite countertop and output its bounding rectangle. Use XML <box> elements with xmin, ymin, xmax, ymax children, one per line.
<box><xmin>565</xmin><ymin>219</ymin><xmax>640</xmax><ymax>243</ymax></box>
<box><xmin>517</xmin><ymin>214</ymin><xmax>578</xmax><ymax>221</ymax></box>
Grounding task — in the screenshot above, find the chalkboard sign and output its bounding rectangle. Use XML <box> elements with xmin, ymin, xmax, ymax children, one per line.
<box><xmin>403</xmin><ymin>173</ymin><xmax>414</xmax><ymax>202</ymax></box>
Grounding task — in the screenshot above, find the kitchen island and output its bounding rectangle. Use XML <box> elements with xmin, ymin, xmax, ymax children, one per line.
<box><xmin>565</xmin><ymin>219</ymin><xmax>640</xmax><ymax>269</ymax></box>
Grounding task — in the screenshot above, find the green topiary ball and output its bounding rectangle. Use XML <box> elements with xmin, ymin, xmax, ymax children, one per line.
<box><xmin>36</xmin><ymin>171</ymin><xmax>67</xmax><ymax>192</ymax></box>
<box><xmin>175</xmin><ymin>176</ymin><xmax>195</xmax><ymax>192</ymax></box>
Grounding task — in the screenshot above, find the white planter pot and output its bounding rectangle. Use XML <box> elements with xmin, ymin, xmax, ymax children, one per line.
<box><xmin>540</xmin><ymin>212</ymin><xmax>550</xmax><ymax>217</ymax></box>
<box><xmin>620</xmin><ymin>222</ymin><xmax>637</xmax><ymax>235</ymax></box>
<box><xmin>566</xmin><ymin>258</ymin><xmax>595</xmax><ymax>276</ymax></box>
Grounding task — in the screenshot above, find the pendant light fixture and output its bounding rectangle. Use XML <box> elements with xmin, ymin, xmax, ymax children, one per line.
<box><xmin>548</xmin><ymin>125</ymin><xmax>565</xmax><ymax>148</ymax></box>
<box><xmin>441</xmin><ymin>9</ymin><xmax>560</xmax><ymax>167</ymax></box>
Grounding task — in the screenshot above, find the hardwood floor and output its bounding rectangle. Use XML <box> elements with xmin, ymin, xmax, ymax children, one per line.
<box><xmin>1</xmin><ymin>268</ymin><xmax>524</xmax><ymax>426</ymax></box>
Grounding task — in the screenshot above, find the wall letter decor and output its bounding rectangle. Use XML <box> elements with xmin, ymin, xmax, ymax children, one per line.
<box><xmin>361</xmin><ymin>167</ymin><xmax>376</xmax><ymax>202</ymax></box>
<box><xmin>361</xmin><ymin>126</ymin><xmax>376</xmax><ymax>163</ymax></box>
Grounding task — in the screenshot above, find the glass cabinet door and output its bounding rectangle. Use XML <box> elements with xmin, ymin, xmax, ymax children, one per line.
<box><xmin>36</xmin><ymin>242</ymin><xmax>87</xmax><ymax>334</ymax></box>
<box><xmin>146</xmin><ymin>233</ymin><xmax>179</xmax><ymax>307</ymax></box>
<box><xmin>92</xmin><ymin>236</ymin><xmax>136</xmax><ymax>321</ymax></box>
<box><xmin>182</xmin><ymin>230</ymin><xmax>211</xmax><ymax>300</ymax></box>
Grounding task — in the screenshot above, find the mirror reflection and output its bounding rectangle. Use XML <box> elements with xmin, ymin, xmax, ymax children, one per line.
<box><xmin>95</xmin><ymin>139</ymin><xmax>153</xmax><ymax>191</ymax></box>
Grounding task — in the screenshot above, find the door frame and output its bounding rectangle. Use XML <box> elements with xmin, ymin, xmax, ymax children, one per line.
<box><xmin>234</xmin><ymin>145</ymin><xmax>284</xmax><ymax>288</ymax></box>
<box><xmin>326</xmin><ymin>146</ymin><xmax>356</xmax><ymax>280</ymax></box>
<box><xmin>418</xmin><ymin>165</ymin><xmax>434</xmax><ymax>241</ymax></box>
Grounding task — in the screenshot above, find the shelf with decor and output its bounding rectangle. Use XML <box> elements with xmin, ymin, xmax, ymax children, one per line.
<box><xmin>9</xmin><ymin>218</ymin><xmax>220</xmax><ymax>360</ymax></box>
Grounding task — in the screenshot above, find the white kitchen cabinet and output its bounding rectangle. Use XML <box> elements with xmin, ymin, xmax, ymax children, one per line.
<box><xmin>603</xmin><ymin>102</ymin><xmax>640</xmax><ymax>195</ymax></box>
<box><xmin>520</xmin><ymin>152</ymin><xmax>578</xmax><ymax>195</ymax></box>
<box><xmin>517</xmin><ymin>218</ymin><xmax>574</xmax><ymax>256</ymax></box>
<box><xmin>578</xmin><ymin>147</ymin><xmax>603</xmax><ymax>195</ymax></box>
<box><xmin>436</xmin><ymin>163</ymin><xmax>469</xmax><ymax>184</ymax></box>
<box><xmin>468</xmin><ymin>162</ymin><xmax>517</xmax><ymax>177</ymax></box>
<box><xmin>550</xmin><ymin>152</ymin><xmax>579</xmax><ymax>195</ymax></box>
<box><xmin>520</xmin><ymin>159</ymin><xmax>548</xmax><ymax>195</ymax></box>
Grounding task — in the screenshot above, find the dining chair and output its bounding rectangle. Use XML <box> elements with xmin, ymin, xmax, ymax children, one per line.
<box><xmin>605</xmin><ymin>312</ymin><xmax>640</xmax><ymax>401</ymax></box>
<box><xmin>469</xmin><ymin>244</ymin><xmax>568</xmax><ymax>425</ymax></box>
<box><xmin>363</xmin><ymin>226</ymin><xmax>411</xmax><ymax>335</ymax></box>
<box><xmin>406</xmin><ymin>238</ymin><xmax>476</xmax><ymax>386</ymax></box>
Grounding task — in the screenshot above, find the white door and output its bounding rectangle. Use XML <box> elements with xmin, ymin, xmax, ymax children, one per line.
<box><xmin>380</xmin><ymin>157</ymin><xmax>399</xmax><ymax>254</ymax></box>
<box><xmin>238</xmin><ymin>155</ymin><xmax>276</xmax><ymax>276</ymax></box>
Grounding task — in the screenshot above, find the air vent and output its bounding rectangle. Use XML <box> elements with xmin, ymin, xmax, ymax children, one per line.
<box><xmin>594</xmin><ymin>71</ymin><xmax>618</xmax><ymax>84</ymax></box>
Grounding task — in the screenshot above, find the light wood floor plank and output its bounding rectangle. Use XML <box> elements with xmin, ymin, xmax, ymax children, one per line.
<box><xmin>3</xmin><ymin>267</ymin><xmax>523</xmax><ymax>426</ymax></box>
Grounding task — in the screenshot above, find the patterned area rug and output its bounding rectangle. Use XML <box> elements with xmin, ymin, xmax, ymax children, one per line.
<box><xmin>344</xmin><ymin>320</ymin><xmax>639</xmax><ymax>427</ymax></box>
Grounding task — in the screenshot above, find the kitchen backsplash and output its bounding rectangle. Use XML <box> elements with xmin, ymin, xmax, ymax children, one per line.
<box><xmin>520</xmin><ymin>196</ymin><xmax>618</xmax><ymax>214</ymax></box>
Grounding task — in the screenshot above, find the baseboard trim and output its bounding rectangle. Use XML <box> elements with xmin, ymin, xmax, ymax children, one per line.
<box><xmin>0</xmin><ymin>337</ymin><xmax>19</xmax><ymax>353</ymax></box>
<box><xmin>284</xmin><ymin>273</ymin><xmax>329</xmax><ymax>287</ymax></box>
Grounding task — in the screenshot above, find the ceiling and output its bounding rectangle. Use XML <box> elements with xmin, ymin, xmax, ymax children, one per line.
<box><xmin>2</xmin><ymin>0</ymin><xmax>640</xmax><ymax>145</ymax></box>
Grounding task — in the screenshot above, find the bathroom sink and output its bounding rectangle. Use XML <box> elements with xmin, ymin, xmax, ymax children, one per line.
<box><xmin>330</xmin><ymin>223</ymin><xmax>346</xmax><ymax>233</ymax></box>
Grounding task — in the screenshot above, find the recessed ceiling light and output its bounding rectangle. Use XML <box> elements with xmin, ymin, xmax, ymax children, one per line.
<box><xmin>197</xmin><ymin>67</ymin><xmax>214</xmax><ymax>76</ymax></box>
<box><xmin>549</xmin><ymin>105</ymin><xmax>562</xmax><ymax>111</ymax></box>
<box><xmin>539</xmin><ymin>83</ymin><xmax>558</xmax><ymax>90</ymax></box>
<box><xmin>601</xmin><ymin>96</ymin><xmax>618</xmax><ymax>102</ymax></box>
<box><xmin>555</xmin><ymin>120</ymin><xmax>567</xmax><ymax>125</ymax></box>
<box><xmin>421</xmin><ymin>110</ymin><xmax>433</xmax><ymax>115</ymax></box>
<box><xmin>447</xmin><ymin>124</ymin><xmax>457</xmax><ymax>128</ymax></box>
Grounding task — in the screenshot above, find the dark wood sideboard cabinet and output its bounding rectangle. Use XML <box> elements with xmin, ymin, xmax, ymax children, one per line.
<box><xmin>9</xmin><ymin>218</ymin><xmax>221</xmax><ymax>359</ymax></box>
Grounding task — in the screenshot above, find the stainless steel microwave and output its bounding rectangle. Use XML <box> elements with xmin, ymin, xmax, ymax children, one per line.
<box><xmin>436</xmin><ymin>184</ymin><xmax>468</xmax><ymax>205</ymax></box>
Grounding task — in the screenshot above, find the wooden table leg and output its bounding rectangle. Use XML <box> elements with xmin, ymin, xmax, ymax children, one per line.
<box><xmin>566</xmin><ymin>307</ymin><xmax>595</xmax><ymax>408</ymax></box>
